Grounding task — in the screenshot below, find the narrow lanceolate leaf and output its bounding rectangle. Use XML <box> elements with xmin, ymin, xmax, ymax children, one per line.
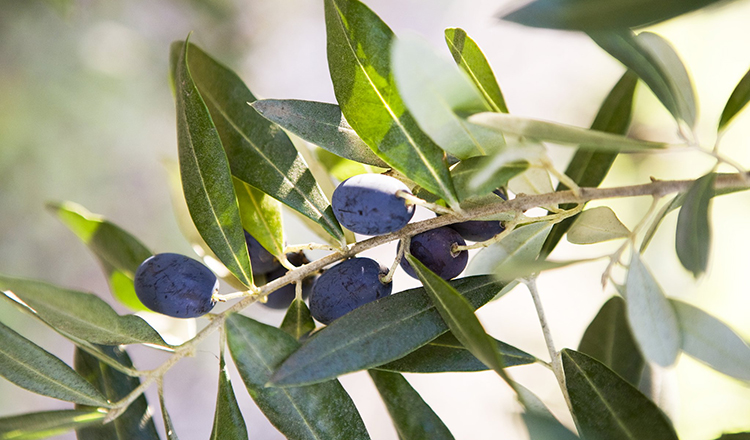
<box><xmin>368</xmin><ymin>370</ymin><xmax>454</xmax><ymax>440</ymax></box>
<box><xmin>226</xmin><ymin>314</ymin><xmax>370</xmax><ymax>440</ymax></box>
<box><xmin>715</xmin><ymin>433</ymin><xmax>750</xmax><ymax>440</ymax></box>
<box><xmin>676</xmin><ymin>173</ymin><xmax>715</xmax><ymax>278</ymax></box>
<box><xmin>450</xmin><ymin>157</ymin><xmax>527</xmax><ymax>201</ymax></box>
<box><xmin>0</xmin><ymin>409</ymin><xmax>106</xmax><ymax>440</ymax></box>
<box><xmin>376</xmin><ymin>332</ymin><xmax>535</xmax><ymax>373</ymax></box>
<box><xmin>671</xmin><ymin>299</ymin><xmax>750</xmax><ymax>381</ymax></box>
<box><xmin>466</xmin><ymin>222</ymin><xmax>552</xmax><ymax>278</ymax></box>
<box><xmin>407</xmin><ymin>256</ymin><xmax>511</xmax><ymax>384</ymax></box>
<box><xmin>271</xmin><ymin>276</ymin><xmax>506</xmax><ymax>387</ymax></box>
<box><xmin>468</xmin><ymin>112</ymin><xmax>665</xmax><ymax>151</ymax></box>
<box><xmin>589</xmin><ymin>30</ymin><xmax>696</xmax><ymax>128</ymax></box>
<box><xmin>625</xmin><ymin>253</ymin><xmax>681</xmax><ymax>367</ymax></box>
<box><xmin>541</xmin><ymin>70</ymin><xmax>638</xmax><ymax>257</ymax></box>
<box><xmin>210</xmin><ymin>351</ymin><xmax>248</xmax><ymax>440</ymax></box>
<box><xmin>280</xmin><ymin>299</ymin><xmax>316</xmax><ymax>341</ymax></box>
<box><xmin>562</xmin><ymin>349</ymin><xmax>679</xmax><ymax>440</ymax></box>
<box><xmin>392</xmin><ymin>36</ymin><xmax>502</xmax><ymax>159</ymax></box>
<box><xmin>158</xmin><ymin>393</ymin><xmax>179</xmax><ymax>440</ymax></box>
<box><xmin>46</xmin><ymin>201</ymin><xmax>151</xmax><ymax>311</ymax></box>
<box><xmin>0</xmin><ymin>275</ymin><xmax>169</xmax><ymax>348</ymax></box>
<box><xmin>719</xmin><ymin>66</ymin><xmax>750</xmax><ymax>132</ymax></box>
<box><xmin>325</xmin><ymin>0</ymin><xmax>458</xmax><ymax>207</ymax></box>
<box><xmin>523</xmin><ymin>413</ymin><xmax>580</xmax><ymax>440</ymax></box>
<box><xmin>250</xmin><ymin>100</ymin><xmax>387</xmax><ymax>167</ymax></box>
<box><xmin>172</xmin><ymin>38</ymin><xmax>253</xmax><ymax>287</ymax></box>
<box><xmin>317</xmin><ymin>148</ymin><xmax>381</xmax><ymax>182</ymax></box>
<box><xmin>444</xmin><ymin>28</ymin><xmax>508</xmax><ymax>113</ymax></box>
<box><xmin>233</xmin><ymin>178</ymin><xmax>284</xmax><ymax>259</ymax></box>
<box><xmin>502</xmin><ymin>0</ymin><xmax>723</xmax><ymax>30</ymax></box>
<box><xmin>578</xmin><ymin>296</ymin><xmax>644</xmax><ymax>387</ymax></box>
<box><xmin>171</xmin><ymin>42</ymin><xmax>345</xmax><ymax>245</ymax></box>
<box><xmin>0</xmin><ymin>322</ymin><xmax>108</xmax><ymax>407</ymax></box>
<box><xmin>566</xmin><ymin>206</ymin><xmax>630</xmax><ymax>244</ymax></box>
<box><xmin>74</xmin><ymin>347</ymin><xmax>160</xmax><ymax>440</ymax></box>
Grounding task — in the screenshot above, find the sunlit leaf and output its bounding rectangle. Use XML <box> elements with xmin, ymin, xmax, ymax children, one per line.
<box><xmin>468</xmin><ymin>112</ymin><xmax>665</xmax><ymax>150</ymax></box>
<box><xmin>676</xmin><ymin>172</ymin><xmax>714</xmax><ymax>277</ymax></box>
<box><xmin>566</xmin><ymin>206</ymin><xmax>630</xmax><ymax>244</ymax></box>
<box><xmin>171</xmin><ymin>37</ymin><xmax>253</xmax><ymax>287</ymax></box>
<box><xmin>233</xmin><ymin>177</ymin><xmax>284</xmax><ymax>259</ymax></box>
<box><xmin>170</xmin><ymin>42</ymin><xmax>345</xmax><ymax>246</ymax></box>
<box><xmin>376</xmin><ymin>332</ymin><xmax>535</xmax><ymax>373</ymax></box>
<box><xmin>316</xmin><ymin>148</ymin><xmax>383</xmax><ymax>183</ymax></box>
<box><xmin>502</xmin><ymin>0</ymin><xmax>723</xmax><ymax>30</ymax></box>
<box><xmin>671</xmin><ymin>299</ymin><xmax>750</xmax><ymax>381</ymax></box>
<box><xmin>226</xmin><ymin>314</ymin><xmax>370</xmax><ymax>440</ymax></box>
<box><xmin>325</xmin><ymin>0</ymin><xmax>458</xmax><ymax>206</ymax></box>
<box><xmin>0</xmin><ymin>321</ymin><xmax>108</xmax><ymax>407</ymax></box>
<box><xmin>0</xmin><ymin>275</ymin><xmax>168</xmax><ymax>348</ymax></box>
<box><xmin>444</xmin><ymin>28</ymin><xmax>508</xmax><ymax>113</ymax></box>
<box><xmin>578</xmin><ymin>296</ymin><xmax>644</xmax><ymax>387</ymax></box>
<box><xmin>74</xmin><ymin>346</ymin><xmax>159</xmax><ymax>439</ymax></box>
<box><xmin>210</xmin><ymin>349</ymin><xmax>248</xmax><ymax>440</ymax></box>
<box><xmin>466</xmin><ymin>222</ymin><xmax>552</xmax><ymax>278</ymax></box>
<box><xmin>392</xmin><ymin>35</ymin><xmax>502</xmax><ymax>159</ymax></box>
<box><xmin>369</xmin><ymin>370</ymin><xmax>454</xmax><ymax>440</ymax></box>
<box><xmin>563</xmin><ymin>349</ymin><xmax>678</xmax><ymax>440</ymax></box>
<box><xmin>250</xmin><ymin>99</ymin><xmax>387</xmax><ymax>167</ymax></box>
<box><xmin>589</xmin><ymin>30</ymin><xmax>696</xmax><ymax>127</ymax></box>
<box><xmin>451</xmin><ymin>157</ymin><xmax>527</xmax><ymax>201</ymax></box>
<box><xmin>46</xmin><ymin>201</ymin><xmax>151</xmax><ymax>311</ymax></box>
<box><xmin>270</xmin><ymin>276</ymin><xmax>506</xmax><ymax>387</ymax></box>
<box><xmin>542</xmin><ymin>71</ymin><xmax>638</xmax><ymax>257</ymax></box>
<box><xmin>719</xmin><ymin>66</ymin><xmax>750</xmax><ymax>132</ymax></box>
<box><xmin>280</xmin><ymin>299</ymin><xmax>316</xmax><ymax>341</ymax></box>
<box><xmin>0</xmin><ymin>409</ymin><xmax>106</xmax><ymax>440</ymax></box>
<box><xmin>625</xmin><ymin>253</ymin><xmax>680</xmax><ymax>367</ymax></box>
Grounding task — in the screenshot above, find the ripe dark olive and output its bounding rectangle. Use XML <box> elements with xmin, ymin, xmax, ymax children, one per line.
<box><xmin>261</xmin><ymin>252</ymin><xmax>315</xmax><ymax>309</ymax></box>
<box><xmin>449</xmin><ymin>220</ymin><xmax>505</xmax><ymax>242</ymax></box>
<box><xmin>309</xmin><ymin>257</ymin><xmax>392</xmax><ymax>324</ymax></box>
<box><xmin>400</xmin><ymin>227</ymin><xmax>468</xmax><ymax>280</ymax></box>
<box><xmin>332</xmin><ymin>174</ymin><xmax>415</xmax><ymax>236</ymax></box>
<box><xmin>245</xmin><ymin>230</ymin><xmax>280</xmax><ymax>275</ymax></box>
<box><xmin>134</xmin><ymin>253</ymin><xmax>218</xmax><ymax>318</ymax></box>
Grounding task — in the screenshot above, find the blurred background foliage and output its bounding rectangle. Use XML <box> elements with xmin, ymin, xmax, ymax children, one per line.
<box><xmin>1</xmin><ymin>0</ymin><xmax>750</xmax><ymax>438</ymax></box>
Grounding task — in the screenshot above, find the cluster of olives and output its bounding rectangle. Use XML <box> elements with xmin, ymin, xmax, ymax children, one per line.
<box><xmin>134</xmin><ymin>173</ymin><xmax>504</xmax><ymax>324</ymax></box>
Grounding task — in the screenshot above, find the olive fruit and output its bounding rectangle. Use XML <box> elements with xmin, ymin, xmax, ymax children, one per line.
<box><xmin>332</xmin><ymin>174</ymin><xmax>415</xmax><ymax>235</ymax></box>
<box><xmin>261</xmin><ymin>252</ymin><xmax>315</xmax><ymax>309</ymax></box>
<box><xmin>245</xmin><ymin>230</ymin><xmax>281</xmax><ymax>274</ymax></box>
<box><xmin>449</xmin><ymin>220</ymin><xmax>505</xmax><ymax>242</ymax></box>
<box><xmin>134</xmin><ymin>253</ymin><xmax>218</xmax><ymax>318</ymax></box>
<box><xmin>400</xmin><ymin>227</ymin><xmax>468</xmax><ymax>280</ymax></box>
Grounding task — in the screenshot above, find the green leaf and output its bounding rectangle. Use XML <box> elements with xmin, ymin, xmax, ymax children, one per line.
<box><xmin>210</xmin><ymin>350</ymin><xmax>248</xmax><ymax>440</ymax></box>
<box><xmin>376</xmin><ymin>332</ymin><xmax>535</xmax><ymax>373</ymax></box>
<box><xmin>578</xmin><ymin>296</ymin><xmax>645</xmax><ymax>387</ymax></box>
<box><xmin>566</xmin><ymin>206</ymin><xmax>630</xmax><ymax>244</ymax></box>
<box><xmin>74</xmin><ymin>346</ymin><xmax>159</xmax><ymax>440</ymax></box>
<box><xmin>0</xmin><ymin>409</ymin><xmax>106</xmax><ymax>440</ymax></box>
<box><xmin>158</xmin><ymin>391</ymin><xmax>179</xmax><ymax>440</ymax></box>
<box><xmin>406</xmin><ymin>256</ymin><xmax>510</xmax><ymax>384</ymax></box>
<box><xmin>171</xmin><ymin>42</ymin><xmax>345</xmax><ymax>248</ymax></box>
<box><xmin>502</xmin><ymin>0</ymin><xmax>723</xmax><ymax>30</ymax></box>
<box><xmin>719</xmin><ymin>66</ymin><xmax>750</xmax><ymax>132</ymax></box>
<box><xmin>325</xmin><ymin>0</ymin><xmax>458</xmax><ymax>207</ymax></box>
<box><xmin>589</xmin><ymin>30</ymin><xmax>696</xmax><ymax>127</ymax></box>
<box><xmin>0</xmin><ymin>275</ymin><xmax>169</xmax><ymax>348</ymax></box>
<box><xmin>280</xmin><ymin>299</ymin><xmax>316</xmax><ymax>341</ymax></box>
<box><xmin>522</xmin><ymin>413</ymin><xmax>580</xmax><ymax>440</ymax></box>
<box><xmin>46</xmin><ymin>201</ymin><xmax>151</xmax><ymax>311</ymax></box>
<box><xmin>671</xmin><ymin>299</ymin><xmax>750</xmax><ymax>381</ymax></box>
<box><xmin>715</xmin><ymin>434</ymin><xmax>750</xmax><ymax>440</ymax></box>
<box><xmin>542</xmin><ymin>70</ymin><xmax>638</xmax><ymax>257</ymax></box>
<box><xmin>392</xmin><ymin>35</ymin><xmax>502</xmax><ymax>159</ymax></box>
<box><xmin>466</xmin><ymin>222</ymin><xmax>552</xmax><ymax>278</ymax></box>
<box><xmin>0</xmin><ymin>321</ymin><xmax>108</xmax><ymax>407</ymax></box>
<box><xmin>250</xmin><ymin>99</ymin><xmax>388</xmax><ymax>168</ymax></box>
<box><xmin>226</xmin><ymin>314</ymin><xmax>370</xmax><ymax>440</ymax></box>
<box><xmin>270</xmin><ymin>276</ymin><xmax>506</xmax><ymax>387</ymax></box>
<box><xmin>172</xmin><ymin>37</ymin><xmax>253</xmax><ymax>287</ymax></box>
<box><xmin>444</xmin><ymin>28</ymin><xmax>508</xmax><ymax>113</ymax></box>
<box><xmin>562</xmin><ymin>349</ymin><xmax>679</xmax><ymax>440</ymax></box>
<box><xmin>450</xmin><ymin>157</ymin><xmax>527</xmax><ymax>201</ymax></box>
<box><xmin>676</xmin><ymin>172</ymin><xmax>715</xmax><ymax>277</ymax></box>
<box><xmin>368</xmin><ymin>370</ymin><xmax>454</xmax><ymax>440</ymax></box>
<box><xmin>233</xmin><ymin>177</ymin><xmax>285</xmax><ymax>259</ymax></box>
<box><xmin>625</xmin><ymin>253</ymin><xmax>681</xmax><ymax>367</ymax></box>
<box><xmin>316</xmin><ymin>148</ymin><xmax>382</xmax><ymax>182</ymax></box>
<box><xmin>468</xmin><ymin>112</ymin><xmax>665</xmax><ymax>150</ymax></box>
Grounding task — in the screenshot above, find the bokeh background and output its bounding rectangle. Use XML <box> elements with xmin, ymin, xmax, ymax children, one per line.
<box><xmin>2</xmin><ymin>0</ymin><xmax>750</xmax><ymax>438</ymax></box>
